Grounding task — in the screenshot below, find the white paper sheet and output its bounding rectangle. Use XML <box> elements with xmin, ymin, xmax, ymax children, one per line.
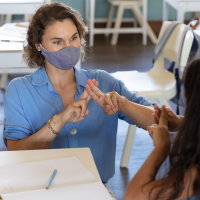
<box><xmin>0</xmin><ymin>26</ymin><xmax>27</xmax><ymax>41</ymax></box>
<box><xmin>1</xmin><ymin>182</ymin><xmax>113</xmax><ymax>200</ymax></box>
<box><xmin>0</xmin><ymin>157</ymin><xmax>97</xmax><ymax>194</ymax></box>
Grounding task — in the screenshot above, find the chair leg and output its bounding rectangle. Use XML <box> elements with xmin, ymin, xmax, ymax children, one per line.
<box><xmin>120</xmin><ymin>124</ymin><xmax>137</xmax><ymax>167</ymax></box>
<box><xmin>105</xmin><ymin>5</ymin><xmax>115</xmax><ymax>37</ymax></box>
<box><xmin>111</xmin><ymin>4</ymin><xmax>124</xmax><ymax>46</ymax></box>
<box><xmin>0</xmin><ymin>15</ymin><xmax>4</xmax><ymax>26</ymax></box>
<box><xmin>131</xmin><ymin>6</ymin><xmax>157</xmax><ymax>44</ymax></box>
<box><xmin>0</xmin><ymin>74</ymin><xmax>8</xmax><ymax>89</ymax></box>
<box><xmin>5</xmin><ymin>15</ymin><xmax>12</xmax><ymax>23</ymax></box>
<box><xmin>24</xmin><ymin>14</ymin><xmax>29</xmax><ymax>22</ymax></box>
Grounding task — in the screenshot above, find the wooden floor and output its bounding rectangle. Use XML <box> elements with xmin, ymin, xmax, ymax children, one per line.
<box><xmin>0</xmin><ymin>34</ymin><xmax>178</xmax><ymax>200</ymax></box>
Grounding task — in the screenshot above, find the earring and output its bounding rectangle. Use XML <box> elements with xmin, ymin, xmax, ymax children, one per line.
<box><xmin>38</xmin><ymin>49</ymin><xmax>41</xmax><ymax>51</ymax></box>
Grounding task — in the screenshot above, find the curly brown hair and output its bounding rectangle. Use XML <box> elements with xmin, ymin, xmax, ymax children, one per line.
<box><xmin>23</xmin><ymin>2</ymin><xmax>88</xmax><ymax>69</ymax></box>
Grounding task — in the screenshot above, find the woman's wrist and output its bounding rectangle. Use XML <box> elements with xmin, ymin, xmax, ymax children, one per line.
<box><xmin>154</xmin><ymin>143</ymin><xmax>170</xmax><ymax>156</ymax></box>
<box><xmin>50</xmin><ymin>114</ymin><xmax>65</xmax><ymax>133</ymax></box>
<box><xmin>118</xmin><ymin>97</ymin><xmax>128</xmax><ymax>113</ymax></box>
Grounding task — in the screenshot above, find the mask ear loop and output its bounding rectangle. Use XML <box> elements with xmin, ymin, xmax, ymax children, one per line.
<box><xmin>39</xmin><ymin>43</ymin><xmax>48</xmax><ymax>52</ymax></box>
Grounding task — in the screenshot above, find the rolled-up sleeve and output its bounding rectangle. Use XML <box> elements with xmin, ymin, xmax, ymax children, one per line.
<box><xmin>3</xmin><ymin>83</ymin><xmax>33</xmax><ymax>146</ymax></box>
<box><xmin>115</xmin><ymin>79</ymin><xmax>152</xmax><ymax>125</ymax></box>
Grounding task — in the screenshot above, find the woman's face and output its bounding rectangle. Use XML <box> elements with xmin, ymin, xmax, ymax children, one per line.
<box><xmin>36</xmin><ymin>19</ymin><xmax>80</xmax><ymax>52</ymax></box>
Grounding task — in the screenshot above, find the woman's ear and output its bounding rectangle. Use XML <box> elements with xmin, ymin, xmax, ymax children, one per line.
<box><xmin>35</xmin><ymin>43</ymin><xmax>42</xmax><ymax>51</ymax></box>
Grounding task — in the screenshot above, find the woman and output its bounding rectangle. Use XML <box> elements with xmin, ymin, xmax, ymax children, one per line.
<box><xmin>3</xmin><ymin>2</ymin><xmax>154</xmax><ymax>185</ymax></box>
<box><xmin>85</xmin><ymin>58</ymin><xmax>200</xmax><ymax>199</ymax></box>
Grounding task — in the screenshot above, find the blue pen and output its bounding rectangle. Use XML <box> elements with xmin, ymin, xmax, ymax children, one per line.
<box><xmin>46</xmin><ymin>169</ymin><xmax>57</xmax><ymax>189</ymax></box>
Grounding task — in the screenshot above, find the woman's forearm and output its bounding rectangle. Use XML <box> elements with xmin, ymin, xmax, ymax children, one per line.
<box><xmin>7</xmin><ymin>114</ymin><xmax>64</xmax><ymax>150</ymax></box>
<box><xmin>124</xmin><ymin>145</ymin><xmax>170</xmax><ymax>200</ymax></box>
<box><xmin>119</xmin><ymin>98</ymin><xmax>155</xmax><ymax>130</ymax></box>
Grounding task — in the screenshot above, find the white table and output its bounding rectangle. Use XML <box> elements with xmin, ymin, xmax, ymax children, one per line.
<box><xmin>163</xmin><ymin>0</ymin><xmax>200</xmax><ymax>23</ymax></box>
<box><xmin>0</xmin><ymin>0</ymin><xmax>51</xmax><ymax>23</ymax></box>
<box><xmin>0</xmin><ymin>148</ymin><xmax>101</xmax><ymax>182</ymax></box>
<box><xmin>86</xmin><ymin>0</ymin><xmax>147</xmax><ymax>46</ymax></box>
<box><xmin>0</xmin><ymin>0</ymin><xmax>48</xmax><ymax>14</ymax></box>
<box><xmin>0</xmin><ymin>41</ymin><xmax>36</xmax><ymax>89</ymax></box>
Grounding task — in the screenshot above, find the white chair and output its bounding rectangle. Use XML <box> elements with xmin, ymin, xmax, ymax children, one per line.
<box><xmin>106</xmin><ymin>0</ymin><xmax>157</xmax><ymax>45</ymax></box>
<box><xmin>163</xmin><ymin>0</ymin><xmax>200</xmax><ymax>23</ymax></box>
<box><xmin>111</xmin><ymin>21</ymin><xmax>194</xmax><ymax>167</ymax></box>
<box><xmin>85</xmin><ymin>0</ymin><xmax>157</xmax><ymax>46</ymax></box>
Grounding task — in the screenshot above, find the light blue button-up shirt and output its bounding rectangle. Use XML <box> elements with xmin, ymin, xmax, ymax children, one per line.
<box><xmin>4</xmin><ymin>67</ymin><xmax>151</xmax><ymax>183</ymax></box>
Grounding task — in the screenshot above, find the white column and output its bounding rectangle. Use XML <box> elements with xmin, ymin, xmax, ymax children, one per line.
<box><xmin>143</xmin><ymin>0</ymin><xmax>147</xmax><ymax>46</ymax></box>
<box><xmin>89</xmin><ymin>0</ymin><xmax>95</xmax><ymax>46</ymax></box>
<box><xmin>177</xmin><ymin>3</ymin><xmax>185</xmax><ymax>23</ymax></box>
<box><xmin>163</xmin><ymin>0</ymin><xmax>168</xmax><ymax>23</ymax></box>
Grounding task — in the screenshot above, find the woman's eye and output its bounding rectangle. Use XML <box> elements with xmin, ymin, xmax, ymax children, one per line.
<box><xmin>54</xmin><ymin>41</ymin><xmax>60</xmax><ymax>45</ymax></box>
<box><xmin>71</xmin><ymin>36</ymin><xmax>77</xmax><ymax>41</ymax></box>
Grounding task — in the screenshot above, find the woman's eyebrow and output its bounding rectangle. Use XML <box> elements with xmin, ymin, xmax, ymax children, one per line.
<box><xmin>51</xmin><ymin>37</ymin><xmax>62</xmax><ymax>40</ymax></box>
<box><xmin>50</xmin><ymin>32</ymin><xmax>78</xmax><ymax>40</ymax></box>
<box><xmin>71</xmin><ymin>32</ymin><xmax>78</xmax><ymax>37</ymax></box>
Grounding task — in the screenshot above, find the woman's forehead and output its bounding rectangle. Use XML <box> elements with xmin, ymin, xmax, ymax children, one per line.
<box><xmin>43</xmin><ymin>19</ymin><xmax>78</xmax><ymax>39</ymax></box>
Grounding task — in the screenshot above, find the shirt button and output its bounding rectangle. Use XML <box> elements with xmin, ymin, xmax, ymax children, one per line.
<box><xmin>70</xmin><ymin>128</ymin><xmax>77</xmax><ymax>135</ymax></box>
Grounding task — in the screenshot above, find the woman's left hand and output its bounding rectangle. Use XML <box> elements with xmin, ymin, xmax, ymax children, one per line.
<box><xmin>85</xmin><ymin>79</ymin><xmax>126</xmax><ymax>115</ymax></box>
<box><xmin>147</xmin><ymin>105</ymin><xmax>170</xmax><ymax>149</ymax></box>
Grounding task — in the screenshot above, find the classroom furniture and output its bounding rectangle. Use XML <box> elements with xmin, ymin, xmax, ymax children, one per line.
<box><xmin>105</xmin><ymin>0</ymin><xmax>157</xmax><ymax>45</ymax></box>
<box><xmin>0</xmin><ymin>148</ymin><xmax>101</xmax><ymax>182</ymax></box>
<box><xmin>0</xmin><ymin>0</ymin><xmax>51</xmax><ymax>25</ymax></box>
<box><xmin>111</xmin><ymin>21</ymin><xmax>194</xmax><ymax>167</ymax></box>
<box><xmin>85</xmin><ymin>0</ymin><xmax>157</xmax><ymax>46</ymax></box>
<box><xmin>163</xmin><ymin>0</ymin><xmax>200</xmax><ymax>23</ymax></box>
<box><xmin>0</xmin><ymin>41</ymin><xmax>36</xmax><ymax>89</ymax></box>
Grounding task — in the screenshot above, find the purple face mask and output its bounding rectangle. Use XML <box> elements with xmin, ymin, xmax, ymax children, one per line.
<box><xmin>40</xmin><ymin>44</ymin><xmax>81</xmax><ymax>70</ymax></box>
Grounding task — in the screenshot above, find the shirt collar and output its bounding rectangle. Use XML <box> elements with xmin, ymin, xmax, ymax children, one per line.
<box><xmin>31</xmin><ymin>67</ymin><xmax>56</xmax><ymax>93</ymax></box>
<box><xmin>74</xmin><ymin>67</ymin><xmax>88</xmax><ymax>88</ymax></box>
<box><xmin>31</xmin><ymin>66</ymin><xmax>89</xmax><ymax>91</ymax></box>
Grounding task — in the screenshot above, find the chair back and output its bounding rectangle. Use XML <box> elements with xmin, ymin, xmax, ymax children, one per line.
<box><xmin>150</xmin><ymin>21</ymin><xmax>194</xmax><ymax>76</ymax></box>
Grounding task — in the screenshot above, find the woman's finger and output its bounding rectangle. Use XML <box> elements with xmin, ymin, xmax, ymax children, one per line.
<box><xmin>80</xmin><ymin>100</ymin><xmax>87</xmax><ymax>117</ymax></box>
<box><xmin>87</xmin><ymin>79</ymin><xmax>104</xmax><ymax>98</ymax></box>
<box><xmin>110</xmin><ymin>93</ymin><xmax>118</xmax><ymax>110</ymax></box>
<box><xmin>92</xmin><ymin>79</ymin><xmax>98</xmax><ymax>87</ymax></box>
<box><xmin>80</xmin><ymin>89</ymin><xmax>89</xmax><ymax>100</ymax></box>
<box><xmin>159</xmin><ymin>105</ymin><xmax>168</xmax><ymax>126</ymax></box>
<box><xmin>147</xmin><ymin>126</ymin><xmax>153</xmax><ymax>139</ymax></box>
<box><xmin>105</xmin><ymin>93</ymin><xmax>116</xmax><ymax>111</ymax></box>
<box><xmin>152</xmin><ymin>113</ymin><xmax>159</xmax><ymax>124</ymax></box>
<box><xmin>85</xmin><ymin>84</ymin><xmax>100</xmax><ymax>102</ymax></box>
<box><xmin>154</xmin><ymin>104</ymin><xmax>161</xmax><ymax>118</ymax></box>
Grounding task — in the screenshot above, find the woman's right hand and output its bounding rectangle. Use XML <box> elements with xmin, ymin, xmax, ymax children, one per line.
<box><xmin>55</xmin><ymin>80</ymin><xmax>98</xmax><ymax>128</ymax></box>
<box><xmin>147</xmin><ymin>105</ymin><xmax>170</xmax><ymax>149</ymax></box>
